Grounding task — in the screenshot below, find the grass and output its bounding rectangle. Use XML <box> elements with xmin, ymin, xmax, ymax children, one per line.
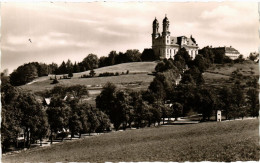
<box><xmin>2</xmin><ymin>119</ymin><xmax>259</xmax><ymax>162</ymax></box>
<box><xmin>20</xmin><ymin>62</ymin><xmax>157</xmax><ymax>93</ymax></box>
<box><xmin>204</xmin><ymin>61</ymin><xmax>259</xmax><ymax>86</ymax></box>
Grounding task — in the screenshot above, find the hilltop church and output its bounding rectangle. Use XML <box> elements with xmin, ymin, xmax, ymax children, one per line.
<box><xmin>152</xmin><ymin>16</ymin><xmax>199</xmax><ymax>59</ymax></box>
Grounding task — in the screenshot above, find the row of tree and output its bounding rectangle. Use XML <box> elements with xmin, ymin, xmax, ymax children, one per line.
<box><xmin>1</xmin><ymin>83</ymin><xmax>110</xmax><ymax>151</ymax></box>
<box><xmin>9</xmin><ymin>49</ymin><xmax>157</xmax><ymax>86</ymax></box>
<box><xmin>96</xmin><ymin>82</ymin><xmax>180</xmax><ymax>130</ymax></box>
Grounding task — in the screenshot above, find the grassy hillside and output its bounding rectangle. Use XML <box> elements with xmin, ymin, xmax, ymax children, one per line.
<box><xmin>20</xmin><ymin>62</ymin><xmax>157</xmax><ymax>93</ymax></box>
<box><xmin>3</xmin><ymin>119</ymin><xmax>259</xmax><ymax>162</ymax></box>
<box><xmin>20</xmin><ymin>61</ymin><xmax>258</xmax><ymax>94</ymax></box>
<box><xmin>204</xmin><ymin>61</ymin><xmax>258</xmax><ymax>86</ymax></box>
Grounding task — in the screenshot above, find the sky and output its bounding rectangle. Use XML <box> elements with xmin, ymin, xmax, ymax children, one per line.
<box><xmin>1</xmin><ymin>1</ymin><xmax>259</xmax><ymax>73</ymax></box>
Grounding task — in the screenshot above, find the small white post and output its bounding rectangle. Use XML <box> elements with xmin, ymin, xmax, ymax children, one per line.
<box><xmin>217</xmin><ymin>110</ymin><xmax>222</xmax><ymax>122</ymax></box>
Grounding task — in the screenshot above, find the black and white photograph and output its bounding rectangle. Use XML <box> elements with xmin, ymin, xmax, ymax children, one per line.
<box><xmin>1</xmin><ymin>1</ymin><xmax>259</xmax><ymax>162</ymax></box>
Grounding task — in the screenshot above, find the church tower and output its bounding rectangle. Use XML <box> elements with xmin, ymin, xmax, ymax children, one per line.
<box><xmin>162</xmin><ymin>15</ymin><xmax>171</xmax><ymax>45</ymax></box>
<box><xmin>152</xmin><ymin>17</ymin><xmax>159</xmax><ymax>45</ymax></box>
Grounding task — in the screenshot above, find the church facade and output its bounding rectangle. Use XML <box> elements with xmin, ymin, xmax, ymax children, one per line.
<box><xmin>152</xmin><ymin>16</ymin><xmax>199</xmax><ymax>60</ymax></box>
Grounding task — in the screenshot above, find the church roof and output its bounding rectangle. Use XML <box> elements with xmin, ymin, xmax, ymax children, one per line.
<box><xmin>170</xmin><ymin>36</ymin><xmax>198</xmax><ymax>47</ymax></box>
<box><xmin>212</xmin><ymin>46</ymin><xmax>240</xmax><ymax>54</ymax></box>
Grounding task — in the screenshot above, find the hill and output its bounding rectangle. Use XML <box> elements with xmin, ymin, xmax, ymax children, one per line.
<box><xmin>203</xmin><ymin>61</ymin><xmax>258</xmax><ymax>87</ymax></box>
<box><xmin>2</xmin><ymin>119</ymin><xmax>259</xmax><ymax>162</ymax></box>
<box><xmin>20</xmin><ymin>62</ymin><xmax>157</xmax><ymax>94</ymax></box>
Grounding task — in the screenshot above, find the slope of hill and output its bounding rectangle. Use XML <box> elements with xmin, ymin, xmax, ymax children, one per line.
<box><xmin>203</xmin><ymin>61</ymin><xmax>258</xmax><ymax>86</ymax></box>
<box><xmin>3</xmin><ymin>119</ymin><xmax>259</xmax><ymax>162</ymax></box>
<box><xmin>20</xmin><ymin>62</ymin><xmax>157</xmax><ymax>93</ymax></box>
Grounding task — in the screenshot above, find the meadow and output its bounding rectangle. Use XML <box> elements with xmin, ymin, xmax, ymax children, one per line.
<box><xmin>2</xmin><ymin>119</ymin><xmax>259</xmax><ymax>162</ymax></box>
<box><xmin>20</xmin><ymin>62</ymin><xmax>157</xmax><ymax>93</ymax></box>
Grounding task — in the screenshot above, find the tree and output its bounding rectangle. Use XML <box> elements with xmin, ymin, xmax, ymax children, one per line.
<box><xmin>96</xmin><ymin>82</ymin><xmax>118</xmax><ymax>128</ymax></box>
<box><xmin>172</xmin><ymin>102</ymin><xmax>183</xmax><ymax>121</ymax></box>
<box><xmin>89</xmin><ymin>69</ymin><xmax>96</xmax><ymax>77</ymax></box>
<box><xmin>234</xmin><ymin>54</ymin><xmax>245</xmax><ymax>63</ymax></box>
<box><xmin>174</xmin><ymin>48</ymin><xmax>192</xmax><ymax>67</ymax></box>
<box><xmin>96</xmin><ymin>110</ymin><xmax>111</xmax><ymax>133</ymax></box>
<box><xmin>58</xmin><ymin>61</ymin><xmax>68</xmax><ymax>74</ymax></box>
<box><xmin>99</xmin><ymin>56</ymin><xmax>109</xmax><ymax>67</ymax></box>
<box><xmin>231</xmin><ymin>83</ymin><xmax>246</xmax><ymax>119</ymax></box>
<box><xmin>247</xmin><ymin>88</ymin><xmax>259</xmax><ymax>118</ymax></box>
<box><xmin>68</xmin><ymin>105</ymin><xmax>82</xmax><ymax>138</ymax></box>
<box><xmin>170</xmin><ymin>83</ymin><xmax>196</xmax><ymax>116</ymax></box>
<box><xmin>199</xmin><ymin>46</ymin><xmax>215</xmax><ymax>63</ymax></box>
<box><xmin>180</xmin><ymin>74</ymin><xmax>195</xmax><ymax>85</ymax></box>
<box><xmin>1</xmin><ymin>84</ymin><xmax>21</xmax><ymax>151</ymax></box>
<box><xmin>66</xmin><ymin>85</ymin><xmax>89</xmax><ymax>101</ymax></box>
<box><xmin>150</xmin><ymin>104</ymin><xmax>162</xmax><ymax>126</ymax></box>
<box><xmin>73</xmin><ymin>62</ymin><xmax>80</xmax><ymax>73</ymax></box>
<box><xmin>107</xmin><ymin>51</ymin><xmax>118</xmax><ymax>65</ymax></box>
<box><xmin>48</xmin><ymin>63</ymin><xmax>58</xmax><ymax>74</ymax></box>
<box><xmin>141</xmin><ymin>49</ymin><xmax>158</xmax><ymax>61</ymax></box>
<box><xmin>86</xmin><ymin>106</ymin><xmax>100</xmax><ymax>134</ymax></box>
<box><xmin>15</xmin><ymin>93</ymin><xmax>48</xmax><ymax>147</ymax></box>
<box><xmin>68</xmin><ymin>71</ymin><xmax>73</xmax><ymax>78</ymax></box>
<box><xmin>149</xmin><ymin>77</ymin><xmax>166</xmax><ymax>101</ymax></box>
<box><xmin>10</xmin><ymin>63</ymin><xmax>38</xmax><ymax>86</ymax></box>
<box><xmin>219</xmin><ymin>86</ymin><xmax>235</xmax><ymax>120</ymax></box>
<box><xmin>46</xmin><ymin>97</ymin><xmax>71</xmax><ymax>143</ymax></box>
<box><xmin>195</xmin><ymin>87</ymin><xmax>217</xmax><ymax>121</ymax></box>
<box><xmin>248</xmin><ymin>52</ymin><xmax>259</xmax><ymax>61</ymax></box>
<box><xmin>125</xmin><ymin>49</ymin><xmax>142</xmax><ymax>62</ymax></box>
<box><xmin>96</xmin><ymin>82</ymin><xmax>116</xmax><ymax>112</ymax></box>
<box><xmin>76</xmin><ymin>103</ymin><xmax>90</xmax><ymax>137</ymax></box>
<box><xmin>83</xmin><ymin>54</ymin><xmax>99</xmax><ymax>70</ymax></box>
<box><xmin>131</xmin><ymin>92</ymin><xmax>152</xmax><ymax>128</ymax></box>
<box><xmin>155</xmin><ymin>61</ymin><xmax>166</xmax><ymax>72</ymax></box>
<box><xmin>192</xmin><ymin>54</ymin><xmax>210</xmax><ymax>72</ymax></box>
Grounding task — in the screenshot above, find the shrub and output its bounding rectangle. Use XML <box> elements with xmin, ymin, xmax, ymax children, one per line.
<box><xmin>51</xmin><ymin>76</ymin><xmax>59</xmax><ymax>84</ymax></box>
<box><xmin>68</xmin><ymin>72</ymin><xmax>73</xmax><ymax>78</ymax></box>
<box><xmin>99</xmin><ymin>72</ymin><xmax>116</xmax><ymax>77</ymax></box>
<box><xmin>81</xmin><ymin>74</ymin><xmax>91</xmax><ymax>78</ymax></box>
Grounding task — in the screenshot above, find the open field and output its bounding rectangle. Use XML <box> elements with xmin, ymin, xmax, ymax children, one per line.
<box><xmin>2</xmin><ymin>119</ymin><xmax>259</xmax><ymax>162</ymax></box>
<box><xmin>20</xmin><ymin>62</ymin><xmax>157</xmax><ymax>93</ymax></box>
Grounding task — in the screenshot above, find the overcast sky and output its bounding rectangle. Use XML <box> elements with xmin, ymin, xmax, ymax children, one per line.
<box><xmin>1</xmin><ymin>2</ymin><xmax>259</xmax><ymax>73</ymax></box>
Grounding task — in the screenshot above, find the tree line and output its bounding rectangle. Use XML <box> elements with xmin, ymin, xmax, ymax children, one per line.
<box><xmin>9</xmin><ymin>49</ymin><xmax>157</xmax><ymax>86</ymax></box>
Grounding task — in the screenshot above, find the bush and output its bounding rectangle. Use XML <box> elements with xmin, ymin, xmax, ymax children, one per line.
<box><xmin>98</xmin><ymin>72</ymin><xmax>117</xmax><ymax>77</ymax></box>
<box><xmin>51</xmin><ymin>76</ymin><xmax>59</xmax><ymax>84</ymax></box>
<box><xmin>81</xmin><ymin>74</ymin><xmax>92</xmax><ymax>78</ymax></box>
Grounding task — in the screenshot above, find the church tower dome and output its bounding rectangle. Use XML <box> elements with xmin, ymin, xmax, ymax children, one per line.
<box><xmin>163</xmin><ymin>16</ymin><xmax>169</xmax><ymax>24</ymax></box>
<box><xmin>152</xmin><ymin>17</ymin><xmax>159</xmax><ymax>35</ymax></box>
<box><xmin>153</xmin><ymin>17</ymin><xmax>159</xmax><ymax>25</ymax></box>
<box><xmin>162</xmin><ymin>15</ymin><xmax>170</xmax><ymax>34</ymax></box>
